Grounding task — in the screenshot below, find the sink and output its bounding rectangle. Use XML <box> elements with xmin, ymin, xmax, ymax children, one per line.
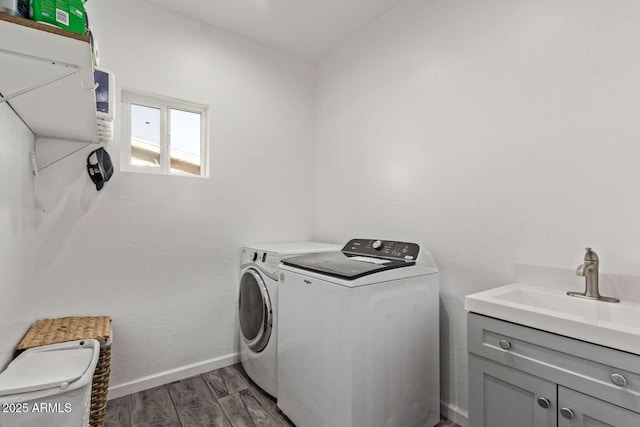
<box><xmin>465</xmin><ymin>283</ymin><xmax>640</xmax><ymax>355</ymax></box>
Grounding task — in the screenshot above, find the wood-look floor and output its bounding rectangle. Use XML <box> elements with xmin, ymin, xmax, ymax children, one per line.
<box><xmin>106</xmin><ymin>364</ymin><xmax>460</xmax><ymax>427</ymax></box>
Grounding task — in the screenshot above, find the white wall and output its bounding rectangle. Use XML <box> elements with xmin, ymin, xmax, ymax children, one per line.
<box><xmin>315</xmin><ymin>0</ymin><xmax>640</xmax><ymax>421</ymax></box>
<box><xmin>0</xmin><ymin>104</ymin><xmax>36</xmax><ymax>370</ymax></box>
<box><xmin>33</xmin><ymin>0</ymin><xmax>317</xmax><ymax>393</ymax></box>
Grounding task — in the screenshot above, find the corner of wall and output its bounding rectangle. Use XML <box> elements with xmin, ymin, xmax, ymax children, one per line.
<box><xmin>0</xmin><ymin>103</ymin><xmax>38</xmax><ymax>370</ymax></box>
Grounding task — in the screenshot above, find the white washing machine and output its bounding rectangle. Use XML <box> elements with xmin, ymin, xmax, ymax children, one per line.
<box><xmin>277</xmin><ymin>239</ymin><xmax>440</xmax><ymax>427</ymax></box>
<box><xmin>239</xmin><ymin>242</ymin><xmax>341</xmax><ymax>397</ymax></box>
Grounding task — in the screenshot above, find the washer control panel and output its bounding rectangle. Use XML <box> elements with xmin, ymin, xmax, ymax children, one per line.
<box><xmin>264</xmin><ymin>253</ymin><xmax>279</xmax><ymax>270</ymax></box>
<box><xmin>342</xmin><ymin>239</ymin><xmax>420</xmax><ymax>261</ymax></box>
<box><xmin>241</xmin><ymin>248</ymin><xmax>280</xmax><ymax>278</ymax></box>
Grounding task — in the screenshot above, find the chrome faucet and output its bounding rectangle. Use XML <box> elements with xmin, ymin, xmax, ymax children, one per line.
<box><xmin>567</xmin><ymin>248</ymin><xmax>619</xmax><ymax>303</ymax></box>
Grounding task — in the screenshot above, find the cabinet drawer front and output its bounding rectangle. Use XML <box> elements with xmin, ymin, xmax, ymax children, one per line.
<box><xmin>468</xmin><ymin>313</ymin><xmax>640</xmax><ymax>411</ymax></box>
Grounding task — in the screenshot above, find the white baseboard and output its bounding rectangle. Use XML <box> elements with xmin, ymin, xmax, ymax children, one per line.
<box><xmin>441</xmin><ymin>401</ymin><xmax>469</xmax><ymax>427</ymax></box>
<box><xmin>107</xmin><ymin>352</ymin><xmax>239</xmax><ymax>400</ymax></box>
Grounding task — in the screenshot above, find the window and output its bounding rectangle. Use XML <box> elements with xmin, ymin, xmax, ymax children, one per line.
<box><xmin>122</xmin><ymin>91</ymin><xmax>208</xmax><ymax>177</ymax></box>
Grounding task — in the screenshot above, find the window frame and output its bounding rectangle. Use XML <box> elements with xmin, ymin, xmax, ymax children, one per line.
<box><xmin>121</xmin><ymin>90</ymin><xmax>209</xmax><ymax>178</ymax></box>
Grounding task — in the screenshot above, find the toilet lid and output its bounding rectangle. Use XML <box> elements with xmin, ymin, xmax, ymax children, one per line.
<box><xmin>0</xmin><ymin>348</ymin><xmax>93</xmax><ymax>396</ymax></box>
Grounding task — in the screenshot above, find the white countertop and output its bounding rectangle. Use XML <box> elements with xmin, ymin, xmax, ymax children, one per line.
<box><xmin>465</xmin><ymin>283</ymin><xmax>640</xmax><ymax>355</ymax></box>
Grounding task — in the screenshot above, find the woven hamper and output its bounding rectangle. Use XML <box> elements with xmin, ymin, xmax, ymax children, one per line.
<box><xmin>16</xmin><ymin>316</ymin><xmax>112</xmax><ymax>427</ymax></box>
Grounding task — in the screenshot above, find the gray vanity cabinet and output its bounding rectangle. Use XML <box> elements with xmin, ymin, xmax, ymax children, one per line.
<box><xmin>468</xmin><ymin>313</ymin><xmax>640</xmax><ymax>427</ymax></box>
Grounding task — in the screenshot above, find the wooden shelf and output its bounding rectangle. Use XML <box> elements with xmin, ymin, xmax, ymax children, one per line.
<box><xmin>0</xmin><ymin>13</ymin><xmax>90</xmax><ymax>43</ymax></box>
<box><xmin>0</xmin><ymin>14</ymin><xmax>98</xmax><ymax>143</ymax></box>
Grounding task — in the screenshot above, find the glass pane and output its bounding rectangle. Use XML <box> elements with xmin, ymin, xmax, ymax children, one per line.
<box><xmin>130</xmin><ymin>104</ymin><xmax>161</xmax><ymax>168</ymax></box>
<box><xmin>239</xmin><ymin>273</ymin><xmax>265</xmax><ymax>342</ymax></box>
<box><xmin>169</xmin><ymin>109</ymin><xmax>202</xmax><ymax>176</ymax></box>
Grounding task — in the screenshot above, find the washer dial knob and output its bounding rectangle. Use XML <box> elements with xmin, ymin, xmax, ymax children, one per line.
<box><xmin>372</xmin><ymin>240</ymin><xmax>383</xmax><ymax>250</ymax></box>
<box><xmin>251</xmin><ymin>252</ymin><xmax>258</xmax><ymax>261</ymax></box>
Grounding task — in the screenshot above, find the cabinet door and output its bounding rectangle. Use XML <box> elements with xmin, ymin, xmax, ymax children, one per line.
<box><xmin>469</xmin><ymin>354</ymin><xmax>557</xmax><ymax>427</ymax></box>
<box><xmin>558</xmin><ymin>386</ymin><xmax>640</xmax><ymax>427</ymax></box>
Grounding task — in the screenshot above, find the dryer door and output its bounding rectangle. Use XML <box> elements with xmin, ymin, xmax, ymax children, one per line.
<box><xmin>239</xmin><ymin>268</ymin><xmax>273</xmax><ymax>353</ymax></box>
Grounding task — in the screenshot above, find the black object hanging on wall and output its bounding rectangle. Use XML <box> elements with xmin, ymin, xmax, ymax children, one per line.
<box><xmin>87</xmin><ymin>147</ymin><xmax>114</xmax><ymax>191</ymax></box>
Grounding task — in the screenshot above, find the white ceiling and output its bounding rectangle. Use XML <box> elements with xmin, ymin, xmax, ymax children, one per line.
<box><xmin>142</xmin><ymin>0</ymin><xmax>404</xmax><ymax>60</ymax></box>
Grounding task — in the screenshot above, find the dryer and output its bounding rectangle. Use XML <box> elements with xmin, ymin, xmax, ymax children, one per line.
<box><xmin>277</xmin><ymin>239</ymin><xmax>440</xmax><ymax>427</ymax></box>
<box><xmin>238</xmin><ymin>242</ymin><xmax>341</xmax><ymax>397</ymax></box>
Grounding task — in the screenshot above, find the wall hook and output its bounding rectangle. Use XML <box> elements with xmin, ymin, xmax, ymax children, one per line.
<box><xmin>81</xmin><ymin>80</ymin><xmax>98</xmax><ymax>91</ymax></box>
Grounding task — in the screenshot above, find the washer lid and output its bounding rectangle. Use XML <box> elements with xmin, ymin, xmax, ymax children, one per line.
<box><xmin>281</xmin><ymin>251</ymin><xmax>414</xmax><ymax>280</ymax></box>
<box><xmin>0</xmin><ymin>347</ymin><xmax>94</xmax><ymax>396</ymax></box>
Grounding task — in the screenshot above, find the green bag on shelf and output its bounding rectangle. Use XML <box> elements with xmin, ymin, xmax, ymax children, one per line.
<box><xmin>29</xmin><ymin>0</ymin><xmax>86</xmax><ymax>35</ymax></box>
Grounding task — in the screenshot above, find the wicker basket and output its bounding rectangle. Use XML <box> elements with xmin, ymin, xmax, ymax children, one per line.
<box><xmin>17</xmin><ymin>316</ymin><xmax>112</xmax><ymax>427</ymax></box>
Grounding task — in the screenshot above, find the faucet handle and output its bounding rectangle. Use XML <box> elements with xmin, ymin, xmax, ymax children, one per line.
<box><xmin>584</xmin><ymin>247</ymin><xmax>599</xmax><ymax>262</ymax></box>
